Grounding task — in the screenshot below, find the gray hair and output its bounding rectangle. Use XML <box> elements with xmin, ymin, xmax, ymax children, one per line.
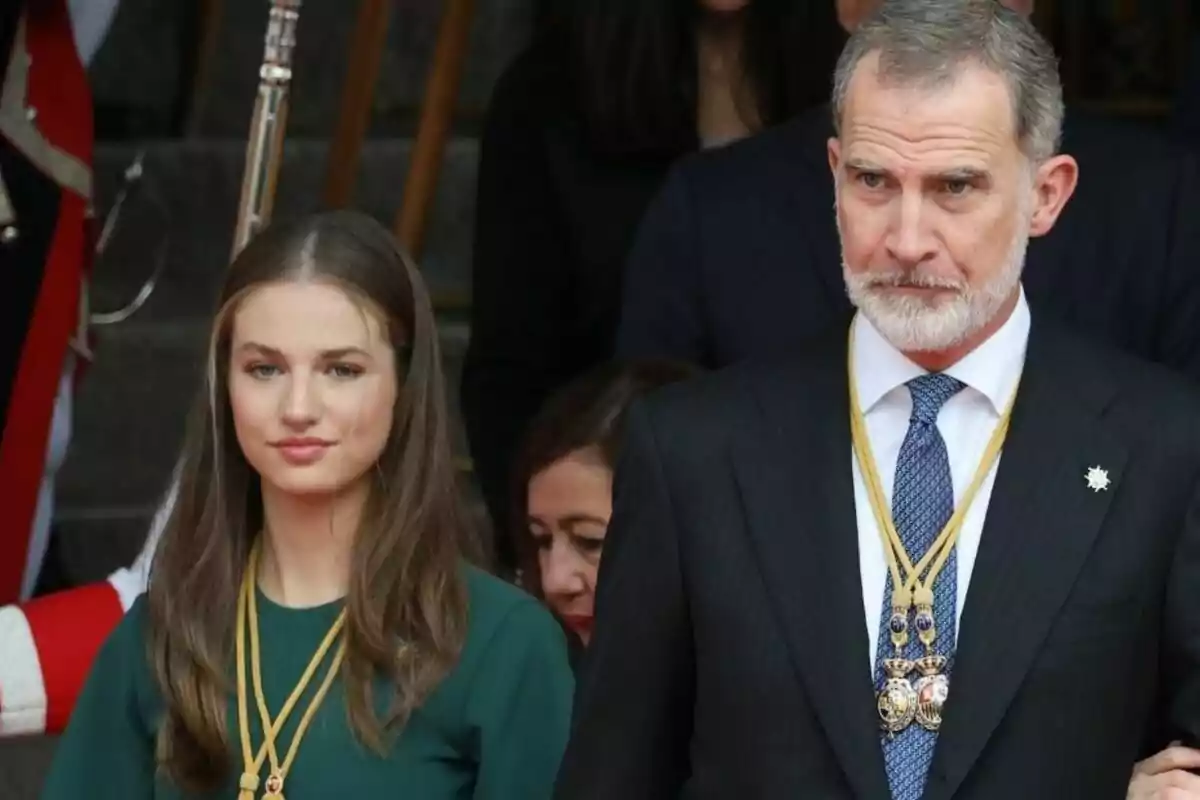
<box><xmin>831</xmin><ymin>0</ymin><xmax>1063</xmax><ymax>162</ymax></box>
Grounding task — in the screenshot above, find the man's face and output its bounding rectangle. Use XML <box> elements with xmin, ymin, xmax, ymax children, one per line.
<box><xmin>828</xmin><ymin>54</ymin><xmax>1074</xmax><ymax>352</ymax></box>
<box><xmin>837</xmin><ymin>0</ymin><xmax>1035</xmax><ymax>31</ymax></box>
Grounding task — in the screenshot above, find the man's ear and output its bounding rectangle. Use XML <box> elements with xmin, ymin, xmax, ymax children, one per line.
<box><xmin>828</xmin><ymin>137</ymin><xmax>842</xmax><ymax>181</ymax></box>
<box><xmin>1028</xmin><ymin>154</ymin><xmax>1078</xmax><ymax>237</ymax></box>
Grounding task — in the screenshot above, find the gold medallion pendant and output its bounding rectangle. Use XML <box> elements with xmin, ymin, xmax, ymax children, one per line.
<box><xmin>912</xmin><ymin>655</ymin><xmax>950</xmax><ymax>732</ymax></box>
<box><xmin>877</xmin><ymin>658</ymin><xmax>918</xmax><ymax>736</ymax></box>
<box><xmin>263</xmin><ymin>772</ymin><xmax>285</xmax><ymax>799</ymax></box>
<box><xmin>849</xmin><ymin>328</ymin><xmax>1018</xmax><ymax>744</ymax></box>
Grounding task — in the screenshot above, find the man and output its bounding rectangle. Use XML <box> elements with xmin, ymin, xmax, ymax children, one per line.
<box><xmin>0</xmin><ymin>0</ymin><xmax>98</xmax><ymax>605</ymax></box>
<box><xmin>0</xmin><ymin>0</ymin><xmax>113</xmax><ymax>738</ymax></box>
<box><xmin>616</xmin><ymin>0</ymin><xmax>1200</xmax><ymax>379</ymax></box>
<box><xmin>556</xmin><ymin>2</ymin><xmax>1200</xmax><ymax>798</ymax></box>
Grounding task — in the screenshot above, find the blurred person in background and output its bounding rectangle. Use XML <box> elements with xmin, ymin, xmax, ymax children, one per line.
<box><xmin>460</xmin><ymin>0</ymin><xmax>845</xmax><ymax>573</ymax></box>
<box><xmin>0</xmin><ymin>0</ymin><xmax>119</xmax><ymax>610</ymax></box>
<box><xmin>511</xmin><ymin>360</ymin><xmax>696</xmax><ymax>662</ymax></box>
<box><xmin>0</xmin><ymin>0</ymin><xmax>120</xmax><ymax>738</ymax></box>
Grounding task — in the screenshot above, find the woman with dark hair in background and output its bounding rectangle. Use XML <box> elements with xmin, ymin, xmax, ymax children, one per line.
<box><xmin>461</xmin><ymin>0</ymin><xmax>845</xmax><ymax>573</ymax></box>
<box><xmin>510</xmin><ymin>360</ymin><xmax>697</xmax><ymax>661</ymax></box>
<box><xmin>41</xmin><ymin>210</ymin><xmax>573</xmax><ymax>799</ymax></box>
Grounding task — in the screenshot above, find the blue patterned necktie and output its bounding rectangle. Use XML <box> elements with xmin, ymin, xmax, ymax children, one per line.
<box><xmin>875</xmin><ymin>373</ymin><xmax>965</xmax><ymax>800</ymax></box>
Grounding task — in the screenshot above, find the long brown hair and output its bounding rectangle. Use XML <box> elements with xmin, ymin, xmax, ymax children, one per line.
<box><xmin>147</xmin><ymin>210</ymin><xmax>475</xmax><ymax>790</ymax></box>
<box><xmin>510</xmin><ymin>359</ymin><xmax>697</xmax><ymax>602</ymax></box>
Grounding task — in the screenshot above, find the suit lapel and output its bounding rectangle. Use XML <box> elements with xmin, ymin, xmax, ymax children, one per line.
<box><xmin>731</xmin><ymin>329</ymin><xmax>891</xmax><ymax>800</ymax></box>
<box><xmin>926</xmin><ymin>321</ymin><xmax>1126</xmax><ymax>800</ymax></box>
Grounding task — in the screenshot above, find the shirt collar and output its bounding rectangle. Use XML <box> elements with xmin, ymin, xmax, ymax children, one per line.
<box><xmin>851</xmin><ymin>287</ymin><xmax>1031</xmax><ymax>416</ymax></box>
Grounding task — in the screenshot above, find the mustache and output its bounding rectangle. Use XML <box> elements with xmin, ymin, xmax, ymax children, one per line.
<box><xmin>854</xmin><ymin>269</ymin><xmax>966</xmax><ymax>292</ymax></box>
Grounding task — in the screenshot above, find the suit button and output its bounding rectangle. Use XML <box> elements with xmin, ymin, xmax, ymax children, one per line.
<box><xmin>1</xmin><ymin>225</ymin><xmax>19</xmax><ymax>244</ymax></box>
<box><xmin>25</xmin><ymin>106</ymin><xmax>37</xmax><ymax>122</ymax></box>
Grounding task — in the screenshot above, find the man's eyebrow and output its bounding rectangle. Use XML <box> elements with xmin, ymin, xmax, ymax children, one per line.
<box><xmin>934</xmin><ymin>166</ymin><xmax>990</xmax><ymax>182</ymax></box>
<box><xmin>844</xmin><ymin>157</ymin><xmax>885</xmax><ymax>172</ymax></box>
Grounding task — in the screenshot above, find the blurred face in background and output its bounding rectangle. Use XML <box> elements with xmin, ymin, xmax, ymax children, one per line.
<box><xmin>527</xmin><ymin>447</ymin><xmax>612</xmax><ymax>645</ymax></box>
<box><xmin>228</xmin><ymin>281</ymin><xmax>397</xmax><ymax>499</ymax></box>
<box><xmin>699</xmin><ymin>0</ymin><xmax>751</xmax><ymax>13</ymax></box>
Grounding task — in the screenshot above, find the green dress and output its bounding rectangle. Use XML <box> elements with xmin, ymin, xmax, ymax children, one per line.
<box><xmin>40</xmin><ymin>566</ymin><xmax>574</xmax><ymax>799</ymax></box>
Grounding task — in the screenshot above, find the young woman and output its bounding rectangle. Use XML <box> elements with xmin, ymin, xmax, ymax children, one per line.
<box><xmin>40</xmin><ymin>210</ymin><xmax>574</xmax><ymax>799</ymax></box>
<box><xmin>511</xmin><ymin>360</ymin><xmax>696</xmax><ymax>653</ymax></box>
<box><xmin>461</xmin><ymin>0</ymin><xmax>846</xmax><ymax>572</ymax></box>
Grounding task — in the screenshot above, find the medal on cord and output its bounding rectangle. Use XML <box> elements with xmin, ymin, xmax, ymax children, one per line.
<box><xmin>848</xmin><ymin>328</ymin><xmax>1016</xmax><ymax>736</ymax></box>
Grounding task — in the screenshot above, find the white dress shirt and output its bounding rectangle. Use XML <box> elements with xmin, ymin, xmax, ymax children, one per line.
<box><xmin>852</xmin><ymin>289</ymin><xmax>1031</xmax><ymax>668</ymax></box>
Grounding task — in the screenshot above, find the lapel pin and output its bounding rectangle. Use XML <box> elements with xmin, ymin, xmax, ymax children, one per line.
<box><xmin>1085</xmin><ymin>465</ymin><xmax>1110</xmax><ymax>493</ymax></box>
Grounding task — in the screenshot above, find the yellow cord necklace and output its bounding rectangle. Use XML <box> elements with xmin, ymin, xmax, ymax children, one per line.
<box><xmin>235</xmin><ymin>538</ymin><xmax>347</xmax><ymax>800</ymax></box>
<box><xmin>847</xmin><ymin>327</ymin><xmax>1018</xmax><ymax>735</ymax></box>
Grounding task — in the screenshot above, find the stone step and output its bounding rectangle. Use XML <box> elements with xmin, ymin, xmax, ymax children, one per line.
<box><xmin>90</xmin><ymin>0</ymin><xmax>534</xmax><ymax>138</ymax></box>
<box><xmin>91</xmin><ymin>138</ymin><xmax>478</xmax><ymax>325</ymax></box>
<box><xmin>0</xmin><ymin>736</ymin><xmax>56</xmax><ymax>800</ymax></box>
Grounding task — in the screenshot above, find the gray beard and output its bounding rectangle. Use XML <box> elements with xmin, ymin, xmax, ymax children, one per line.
<box><xmin>839</xmin><ymin>209</ymin><xmax>1030</xmax><ymax>353</ymax></box>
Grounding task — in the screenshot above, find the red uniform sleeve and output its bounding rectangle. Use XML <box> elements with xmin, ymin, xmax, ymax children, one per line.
<box><xmin>0</xmin><ymin>582</ymin><xmax>123</xmax><ymax>735</ymax></box>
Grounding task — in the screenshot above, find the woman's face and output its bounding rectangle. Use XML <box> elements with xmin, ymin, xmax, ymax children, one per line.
<box><xmin>228</xmin><ymin>280</ymin><xmax>398</xmax><ymax>498</ymax></box>
<box><xmin>527</xmin><ymin>447</ymin><xmax>613</xmax><ymax>645</ymax></box>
